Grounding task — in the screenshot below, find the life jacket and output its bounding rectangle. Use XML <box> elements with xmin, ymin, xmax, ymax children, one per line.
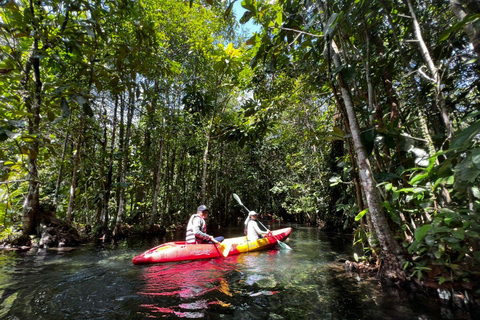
<box><xmin>186</xmin><ymin>213</ymin><xmax>206</xmax><ymax>244</ymax></box>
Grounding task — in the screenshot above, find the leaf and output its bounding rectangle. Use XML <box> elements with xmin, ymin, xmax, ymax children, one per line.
<box><xmin>375</xmin><ymin>172</ymin><xmax>402</xmax><ymax>182</ymax></box>
<box><xmin>246</xmin><ymin>33</ymin><xmax>258</xmax><ymax>46</ymax></box>
<box><xmin>324</xmin><ymin>13</ymin><xmax>339</xmax><ymax>36</ymax></box>
<box><xmin>455</xmin><ymin>151</ymin><xmax>480</xmax><ymax>185</ymax></box>
<box><xmin>47</xmin><ymin>110</ymin><xmax>55</xmax><ymax>121</ymax></box>
<box><xmin>275</xmin><ymin>11</ymin><xmax>282</xmax><ymax>26</ymax></box>
<box><xmin>20</xmin><ymin>135</ymin><xmax>37</xmax><ymax>143</ymax></box>
<box><xmin>466</xmin><ymin>230</ymin><xmax>480</xmax><ymax>239</ymax></box>
<box><xmin>409</xmin><ymin>172</ymin><xmax>428</xmax><ymax>185</ymax></box>
<box><xmin>425</xmin><ymin>235</ymin><xmax>435</xmax><ymax>246</ymax></box>
<box><xmin>472</xmin><ymin>148</ymin><xmax>480</xmax><ymax>170</ymax></box>
<box><xmin>414</xmin><ymin>224</ymin><xmax>431</xmax><ymax>242</ymax></box>
<box><xmin>82</xmin><ymin>103</ymin><xmax>94</xmax><ymax>117</ymax></box>
<box><xmin>241</xmin><ymin>0</ymin><xmax>257</xmax><ymax>13</ymax></box>
<box><xmin>354</xmin><ymin>209</ymin><xmax>368</xmax><ymax>221</ymax></box>
<box><xmin>360</xmin><ymin>128</ymin><xmax>375</xmax><ymax>156</ymax></box>
<box><xmin>474</xmin><ymin>251</ymin><xmax>480</xmax><ymax>261</ymax></box>
<box><xmin>386</xmin><ymin>209</ymin><xmax>402</xmax><ymax>225</ymax></box>
<box><xmin>342</xmin><ymin>65</ymin><xmax>356</xmax><ymax>84</ymax></box>
<box><xmin>240</xmin><ymin>10</ymin><xmax>254</xmax><ymax>24</ymax></box>
<box><xmin>439</xmin><ymin>14</ymin><xmax>480</xmax><ymax>42</ymax></box>
<box><xmin>329</xmin><ymin>175</ymin><xmax>341</xmax><ymax>186</ymax></box>
<box><xmin>452</xmin><ymin>228</ymin><xmax>465</xmax><ymax>240</ymax></box>
<box><xmin>450</xmin><ymin>119</ymin><xmax>480</xmax><ymax>150</ymax></box>
<box><xmin>224</xmin><ymin>1</ymin><xmax>235</xmax><ymax>20</ymax></box>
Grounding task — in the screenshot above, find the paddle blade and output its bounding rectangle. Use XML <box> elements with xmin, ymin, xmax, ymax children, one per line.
<box><xmin>233</xmin><ymin>193</ymin><xmax>242</xmax><ymax>205</ymax></box>
<box><xmin>277</xmin><ymin>240</ymin><xmax>292</xmax><ymax>250</ymax></box>
<box><xmin>220</xmin><ymin>242</ymin><xmax>232</xmax><ymax>257</ymax></box>
<box><xmin>233</xmin><ymin>193</ymin><xmax>250</xmax><ymax>212</ymax></box>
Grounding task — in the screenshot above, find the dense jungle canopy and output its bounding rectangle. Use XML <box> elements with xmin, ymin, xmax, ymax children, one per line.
<box><xmin>1</xmin><ymin>0</ymin><xmax>480</xmax><ymax>290</ymax></box>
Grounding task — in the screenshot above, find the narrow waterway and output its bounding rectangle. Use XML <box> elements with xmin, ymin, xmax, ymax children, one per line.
<box><xmin>0</xmin><ymin>223</ymin><xmax>475</xmax><ymax>319</ymax></box>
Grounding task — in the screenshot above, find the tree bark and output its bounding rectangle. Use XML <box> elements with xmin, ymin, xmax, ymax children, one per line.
<box><xmin>66</xmin><ymin>114</ymin><xmax>86</xmax><ymax>225</ymax></box>
<box><xmin>330</xmin><ymin>40</ymin><xmax>405</xmax><ymax>277</ymax></box>
<box><xmin>95</xmin><ymin>107</ymin><xmax>108</xmax><ymax>224</ymax></box>
<box><xmin>54</xmin><ymin>112</ymin><xmax>72</xmax><ymax>213</ymax></box>
<box><xmin>149</xmin><ymin>119</ymin><xmax>166</xmax><ymax>228</ymax></box>
<box><xmin>113</xmin><ymin>90</ymin><xmax>134</xmax><ymax>235</ymax></box>
<box><xmin>102</xmin><ymin>95</ymin><xmax>118</xmax><ymax>230</ymax></box>
<box><xmin>201</xmin><ymin>131</ymin><xmax>210</xmax><ymax>204</ymax></box>
<box><xmin>21</xmin><ymin>37</ymin><xmax>41</xmax><ymax>235</ymax></box>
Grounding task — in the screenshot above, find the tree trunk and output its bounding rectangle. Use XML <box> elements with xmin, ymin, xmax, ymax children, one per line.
<box><xmin>114</xmin><ymin>94</ymin><xmax>126</xmax><ymax>219</ymax></box>
<box><xmin>54</xmin><ymin>112</ymin><xmax>72</xmax><ymax>213</ymax></box>
<box><xmin>201</xmin><ymin>131</ymin><xmax>210</xmax><ymax>204</ymax></box>
<box><xmin>95</xmin><ymin>107</ymin><xmax>107</xmax><ymax>224</ymax></box>
<box><xmin>149</xmin><ymin>119</ymin><xmax>166</xmax><ymax>228</ymax></box>
<box><xmin>21</xmin><ymin>37</ymin><xmax>41</xmax><ymax>235</ymax></box>
<box><xmin>103</xmin><ymin>95</ymin><xmax>118</xmax><ymax>230</ymax></box>
<box><xmin>330</xmin><ymin>40</ymin><xmax>405</xmax><ymax>278</ymax></box>
<box><xmin>113</xmin><ymin>91</ymin><xmax>134</xmax><ymax>235</ymax></box>
<box><xmin>66</xmin><ymin>114</ymin><xmax>86</xmax><ymax>225</ymax></box>
<box><xmin>407</xmin><ymin>0</ymin><xmax>453</xmax><ymax>139</ymax></box>
<box><xmin>330</xmin><ymin>80</ymin><xmax>365</xmax><ymax>214</ymax></box>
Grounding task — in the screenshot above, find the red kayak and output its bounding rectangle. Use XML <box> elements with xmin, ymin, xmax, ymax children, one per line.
<box><xmin>132</xmin><ymin>227</ymin><xmax>292</xmax><ymax>265</ymax></box>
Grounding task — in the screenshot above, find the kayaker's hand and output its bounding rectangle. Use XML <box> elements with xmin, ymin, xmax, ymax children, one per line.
<box><xmin>210</xmin><ymin>236</ymin><xmax>219</xmax><ymax>244</ymax></box>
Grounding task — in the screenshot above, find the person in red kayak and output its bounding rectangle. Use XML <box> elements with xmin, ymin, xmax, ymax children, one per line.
<box><xmin>245</xmin><ymin>211</ymin><xmax>270</xmax><ymax>241</ymax></box>
<box><xmin>186</xmin><ymin>205</ymin><xmax>224</xmax><ymax>244</ymax></box>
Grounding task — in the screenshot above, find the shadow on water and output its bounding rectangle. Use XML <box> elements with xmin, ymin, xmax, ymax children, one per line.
<box><xmin>0</xmin><ymin>223</ymin><xmax>478</xmax><ymax>319</ymax></box>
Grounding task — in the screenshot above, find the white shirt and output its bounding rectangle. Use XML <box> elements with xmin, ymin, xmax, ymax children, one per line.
<box><xmin>246</xmin><ymin>219</ymin><xmax>268</xmax><ymax>241</ymax></box>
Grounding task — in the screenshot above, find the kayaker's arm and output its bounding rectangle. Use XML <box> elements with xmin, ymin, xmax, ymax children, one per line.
<box><xmin>192</xmin><ymin>216</ymin><xmax>211</xmax><ymax>241</ymax></box>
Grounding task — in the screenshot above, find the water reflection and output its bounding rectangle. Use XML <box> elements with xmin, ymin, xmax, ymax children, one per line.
<box><xmin>138</xmin><ymin>258</ymin><xmax>237</xmax><ymax>317</ymax></box>
<box><xmin>137</xmin><ymin>250</ymin><xmax>291</xmax><ymax>318</ymax></box>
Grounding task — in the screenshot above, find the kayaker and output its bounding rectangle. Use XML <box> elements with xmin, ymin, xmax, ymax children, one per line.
<box><xmin>245</xmin><ymin>211</ymin><xmax>270</xmax><ymax>241</ymax></box>
<box><xmin>186</xmin><ymin>205</ymin><xmax>224</xmax><ymax>244</ymax></box>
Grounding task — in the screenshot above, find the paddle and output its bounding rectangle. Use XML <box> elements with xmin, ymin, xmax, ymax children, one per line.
<box><xmin>233</xmin><ymin>193</ymin><xmax>291</xmax><ymax>250</ymax></box>
<box><xmin>212</xmin><ymin>238</ymin><xmax>232</xmax><ymax>258</ymax></box>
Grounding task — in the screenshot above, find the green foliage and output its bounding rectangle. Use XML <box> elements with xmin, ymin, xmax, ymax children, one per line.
<box><xmin>0</xmin><ymin>0</ymin><xmax>479</xmax><ymax>289</ymax></box>
<box><xmin>408</xmin><ymin>208</ymin><xmax>480</xmax><ymax>261</ymax></box>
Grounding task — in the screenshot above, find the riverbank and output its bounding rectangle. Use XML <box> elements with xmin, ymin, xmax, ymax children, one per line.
<box><xmin>344</xmin><ymin>259</ymin><xmax>480</xmax><ymax>316</ymax></box>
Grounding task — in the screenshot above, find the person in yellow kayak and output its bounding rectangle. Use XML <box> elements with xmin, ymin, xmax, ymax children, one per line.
<box><xmin>245</xmin><ymin>211</ymin><xmax>271</xmax><ymax>241</ymax></box>
<box><xmin>186</xmin><ymin>205</ymin><xmax>224</xmax><ymax>244</ymax></box>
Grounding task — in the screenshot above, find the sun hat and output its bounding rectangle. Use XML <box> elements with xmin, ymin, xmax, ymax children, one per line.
<box><xmin>197</xmin><ymin>205</ymin><xmax>209</xmax><ymax>212</ymax></box>
<box><xmin>248</xmin><ymin>211</ymin><xmax>257</xmax><ymax>216</ymax></box>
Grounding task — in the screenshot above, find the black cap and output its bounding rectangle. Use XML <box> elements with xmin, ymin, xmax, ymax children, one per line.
<box><xmin>197</xmin><ymin>205</ymin><xmax>209</xmax><ymax>212</ymax></box>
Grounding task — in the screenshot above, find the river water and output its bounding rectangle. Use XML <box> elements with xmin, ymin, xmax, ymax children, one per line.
<box><xmin>0</xmin><ymin>223</ymin><xmax>475</xmax><ymax>319</ymax></box>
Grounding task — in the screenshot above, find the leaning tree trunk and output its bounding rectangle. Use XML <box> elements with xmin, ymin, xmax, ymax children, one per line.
<box><xmin>330</xmin><ymin>40</ymin><xmax>405</xmax><ymax>278</ymax></box>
